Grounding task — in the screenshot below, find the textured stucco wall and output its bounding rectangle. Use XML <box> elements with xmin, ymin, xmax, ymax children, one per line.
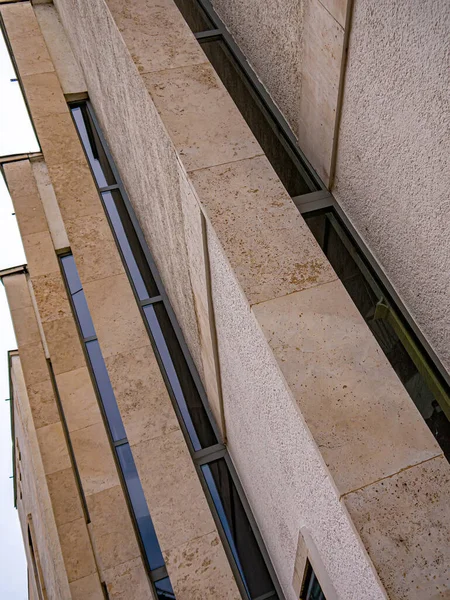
<box><xmin>334</xmin><ymin>0</ymin><xmax>450</xmax><ymax>373</ymax></box>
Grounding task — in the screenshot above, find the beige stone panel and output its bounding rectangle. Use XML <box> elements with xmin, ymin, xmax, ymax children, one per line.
<box><xmin>42</xmin><ymin>317</ymin><xmax>85</xmax><ymax>375</ymax></box>
<box><xmin>319</xmin><ymin>0</ymin><xmax>348</xmax><ymax>28</ymax></box>
<box><xmin>191</xmin><ymin>156</ymin><xmax>335</xmax><ymax>306</ymax></box>
<box><xmin>164</xmin><ymin>530</ymin><xmax>241</xmax><ymax>599</ymax></box>
<box><xmin>30</xmin><ymin>273</ymin><xmax>71</xmax><ymax>323</ymax></box>
<box><xmin>47</xmin><ymin>160</ymin><xmax>103</xmax><ymax>221</ymax></box>
<box><xmin>56</xmin><ymin>367</ymin><xmax>103</xmax><ymax>433</ymax></box>
<box><xmin>21</xmin><ymin>231</ymin><xmax>59</xmax><ymax>277</ymax></box>
<box><xmin>36</xmin><ymin>421</ymin><xmax>71</xmax><ymax>475</ymax></box>
<box><xmin>83</xmin><ymin>274</ymin><xmax>148</xmax><ymax>359</ymax></box>
<box><xmin>3</xmin><ymin>160</ymin><xmax>48</xmax><ymax>237</ymax></box>
<box><xmin>18</xmin><ymin>342</ymin><xmax>49</xmax><ymax>386</ymax></box>
<box><xmin>27</xmin><ymin>378</ymin><xmax>60</xmax><ymax>429</ymax></box>
<box><xmin>71</xmin><ymin>423</ymin><xmax>119</xmax><ymax>495</ymax></box>
<box><xmin>103</xmin><ymin>556</ymin><xmax>153</xmax><ymax>600</ymax></box>
<box><xmin>86</xmin><ymin>485</ymin><xmax>141</xmax><ymax>571</ymax></box>
<box><xmin>65</xmin><ymin>213</ymin><xmax>125</xmax><ymax>285</ymax></box>
<box><xmin>132</xmin><ymin>429</ymin><xmax>215</xmax><ymax>552</ymax></box>
<box><xmin>58</xmin><ymin>517</ymin><xmax>97</xmax><ymax>583</ymax></box>
<box><xmin>144</xmin><ymin>63</ymin><xmax>262</xmax><ymax>172</ymax></box>
<box><xmin>34</xmin><ymin>3</ymin><xmax>87</xmax><ymax>96</ymax></box>
<box><xmin>10</xmin><ymin>306</ymin><xmax>41</xmax><ymax>347</ymax></box>
<box><xmin>31</xmin><ymin>158</ymin><xmax>70</xmax><ymax>250</ymax></box>
<box><xmin>47</xmin><ymin>467</ymin><xmax>84</xmax><ymax>526</ymax></box>
<box><xmin>6</xmin><ymin>32</ymin><xmax>54</xmax><ymax>77</ymax></box>
<box><xmin>253</xmin><ymin>280</ymin><xmax>442</xmax><ymax>496</ymax></box>
<box><xmin>70</xmin><ymin>573</ymin><xmax>104</xmax><ymax>600</ymax></box>
<box><xmin>105</xmin><ymin>345</ymin><xmax>179</xmax><ymax>445</ymax></box>
<box><xmin>106</xmin><ymin>0</ymin><xmax>207</xmax><ymax>74</ymax></box>
<box><xmin>344</xmin><ymin>456</ymin><xmax>450</xmax><ymax>599</ymax></box>
<box><xmin>3</xmin><ymin>274</ymin><xmax>32</xmax><ymax>311</ymax></box>
<box><xmin>298</xmin><ymin>0</ymin><xmax>344</xmax><ymax>183</ymax></box>
<box><xmin>0</xmin><ymin>2</ymin><xmax>42</xmax><ymax>39</ymax></box>
<box><xmin>21</xmin><ymin>71</ymin><xmax>67</xmax><ymax>118</ymax></box>
<box><xmin>33</xmin><ymin>113</ymin><xmax>85</xmax><ymax>166</ymax></box>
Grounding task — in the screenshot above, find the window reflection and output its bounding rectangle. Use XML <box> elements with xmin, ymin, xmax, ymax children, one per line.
<box><xmin>154</xmin><ymin>577</ymin><xmax>176</xmax><ymax>599</ymax></box>
<box><xmin>72</xmin><ymin>290</ymin><xmax>95</xmax><ymax>338</ymax></box>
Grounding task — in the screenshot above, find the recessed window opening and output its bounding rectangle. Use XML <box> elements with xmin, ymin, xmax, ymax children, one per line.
<box><xmin>70</xmin><ymin>102</ymin><xmax>283</xmax><ymax>600</ymax></box>
<box><xmin>301</xmin><ymin>561</ymin><xmax>326</xmax><ymax>600</ymax></box>
<box><xmin>27</xmin><ymin>518</ymin><xmax>45</xmax><ymax>600</ymax></box>
<box><xmin>60</xmin><ymin>254</ymin><xmax>175</xmax><ymax>598</ymax></box>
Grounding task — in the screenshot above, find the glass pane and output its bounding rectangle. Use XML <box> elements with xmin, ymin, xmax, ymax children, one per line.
<box><xmin>202</xmin><ymin>459</ymin><xmax>275</xmax><ymax>599</ymax></box>
<box><xmin>304</xmin><ymin>566</ymin><xmax>326</xmax><ymax>600</ymax></box>
<box><xmin>200</xmin><ymin>40</ymin><xmax>315</xmax><ymax>196</ymax></box>
<box><xmin>116</xmin><ymin>444</ymin><xmax>165</xmax><ymax>571</ymax></box>
<box><xmin>71</xmin><ymin>105</ymin><xmax>116</xmax><ymax>188</ymax></box>
<box><xmin>172</xmin><ymin>0</ymin><xmax>215</xmax><ymax>32</ymax></box>
<box><xmin>154</xmin><ymin>577</ymin><xmax>176</xmax><ymax>599</ymax></box>
<box><xmin>61</xmin><ymin>254</ymin><xmax>82</xmax><ymax>295</ymax></box>
<box><xmin>102</xmin><ymin>190</ymin><xmax>159</xmax><ymax>300</ymax></box>
<box><xmin>143</xmin><ymin>303</ymin><xmax>217</xmax><ymax>451</ymax></box>
<box><xmin>86</xmin><ymin>340</ymin><xmax>126</xmax><ymax>441</ymax></box>
<box><xmin>72</xmin><ymin>290</ymin><xmax>96</xmax><ymax>339</ymax></box>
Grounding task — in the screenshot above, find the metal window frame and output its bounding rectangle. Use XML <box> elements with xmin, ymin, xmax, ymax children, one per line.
<box><xmin>69</xmin><ymin>100</ymin><xmax>285</xmax><ymax>600</ymax></box>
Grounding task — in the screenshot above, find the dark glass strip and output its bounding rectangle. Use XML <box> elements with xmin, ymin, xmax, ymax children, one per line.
<box><xmin>154</xmin><ymin>577</ymin><xmax>176</xmax><ymax>599</ymax></box>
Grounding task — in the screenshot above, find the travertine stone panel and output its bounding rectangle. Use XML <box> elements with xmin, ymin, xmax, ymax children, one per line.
<box><xmin>3</xmin><ymin>160</ymin><xmax>48</xmax><ymax>237</ymax></box>
<box><xmin>164</xmin><ymin>530</ymin><xmax>240</xmax><ymax>600</ymax></box>
<box><xmin>58</xmin><ymin>517</ymin><xmax>97</xmax><ymax>583</ymax></box>
<box><xmin>144</xmin><ymin>63</ymin><xmax>263</xmax><ymax>172</ymax></box>
<box><xmin>344</xmin><ymin>456</ymin><xmax>450</xmax><ymax>599</ymax></box>
<box><xmin>30</xmin><ymin>273</ymin><xmax>70</xmax><ymax>323</ymax></box>
<box><xmin>34</xmin><ymin>3</ymin><xmax>87</xmax><ymax>96</ymax></box>
<box><xmin>319</xmin><ymin>0</ymin><xmax>348</xmax><ymax>27</ymax></box>
<box><xmin>36</xmin><ymin>422</ymin><xmax>71</xmax><ymax>475</ymax></box>
<box><xmin>10</xmin><ymin>306</ymin><xmax>41</xmax><ymax>347</ymax></box>
<box><xmin>0</xmin><ymin>2</ymin><xmax>42</xmax><ymax>38</ymax></box>
<box><xmin>83</xmin><ymin>274</ymin><xmax>149</xmax><ymax>358</ymax></box>
<box><xmin>21</xmin><ymin>71</ymin><xmax>67</xmax><ymax>118</ymax></box>
<box><xmin>14</xmin><ymin>342</ymin><xmax>49</xmax><ymax>386</ymax></box>
<box><xmin>33</xmin><ymin>113</ymin><xmax>85</xmax><ymax>165</ymax></box>
<box><xmin>71</xmin><ymin>423</ymin><xmax>120</xmax><ymax>495</ymax></box>
<box><xmin>105</xmin><ymin>345</ymin><xmax>179</xmax><ymax>445</ymax></box>
<box><xmin>31</xmin><ymin>159</ymin><xmax>70</xmax><ymax>250</ymax></box>
<box><xmin>47</xmin><ymin>467</ymin><xmax>84</xmax><ymax>526</ymax></box>
<box><xmin>106</xmin><ymin>0</ymin><xmax>207</xmax><ymax>74</ymax></box>
<box><xmin>103</xmin><ymin>557</ymin><xmax>153</xmax><ymax>600</ymax></box>
<box><xmin>254</xmin><ymin>280</ymin><xmax>442</xmax><ymax>495</ymax></box>
<box><xmin>190</xmin><ymin>156</ymin><xmax>336</xmax><ymax>306</ymax></box>
<box><xmin>131</xmin><ymin>429</ymin><xmax>216</xmax><ymax>552</ymax></box>
<box><xmin>21</xmin><ymin>231</ymin><xmax>59</xmax><ymax>277</ymax></box>
<box><xmin>42</xmin><ymin>316</ymin><xmax>85</xmax><ymax>375</ymax></box>
<box><xmin>86</xmin><ymin>485</ymin><xmax>141</xmax><ymax>571</ymax></box>
<box><xmin>298</xmin><ymin>0</ymin><xmax>344</xmax><ymax>183</ymax></box>
<box><xmin>3</xmin><ymin>273</ymin><xmax>32</xmax><ymax>310</ymax></box>
<box><xmin>64</xmin><ymin>213</ymin><xmax>125</xmax><ymax>284</ymax></box>
<box><xmin>3</xmin><ymin>28</ymin><xmax>53</xmax><ymax>77</ymax></box>
<box><xmin>26</xmin><ymin>378</ymin><xmax>59</xmax><ymax>429</ymax></box>
<box><xmin>70</xmin><ymin>574</ymin><xmax>105</xmax><ymax>600</ymax></box>
<box><xmin>56</xmin><ymin>367</ymin><xmax>103</xmax><ymax>433</ymax></box>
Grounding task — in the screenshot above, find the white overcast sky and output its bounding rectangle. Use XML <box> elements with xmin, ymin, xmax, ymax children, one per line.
<box><xmin>0</xmin><ymin>31</ymin><xmax>39</xmax><ymax>600</ymax></box>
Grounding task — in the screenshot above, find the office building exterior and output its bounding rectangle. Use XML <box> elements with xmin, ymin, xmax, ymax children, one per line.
<box><xmin>1</xmin><ymin>0</ymin><xmax>449</xmax><ymax>598</ymax></box>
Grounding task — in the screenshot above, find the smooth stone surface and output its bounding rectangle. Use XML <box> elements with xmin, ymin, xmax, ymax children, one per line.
<box><xmin>131</xmin><ymin>429</ymin><xmax>216</xmax><ymax>552</ymax></box>
<box><xmin>65</xmin><ymin>213</ymin><xmax>125</xmax><ymax>285</ymax></box>
<box><xmin>22</xmin><ymin>231</ymin><xmax>60</xmax><ymax>277</ymax></box>
<box><xmin>319</xmin><ymin>0</ymin><xmax>348</xmax><ymax>27</ymax></box>
<box><xmin>16</xmin><ymin>342</ymin><xmax>49</xmax><ymax>386</ymax></box>
<box><xmin>26</xmin><ymin>378</ymin><xmax>60</xmax><ymax>429</ymax></box>
<box><xmin>4</xmin><ymin>31</ymin><xmax>54</xmax><ymax>77</ymax></box>
<box><xmin>58</xmin><ymin>517</ymin><xmax>97</xmax><ymax>583</ymax></box>
<box><xmin>71</xmin><ymin>423</ymin><xmax>120</xmax><ymax>495</ymax></box>
<box><xmin>21</xmin><ymin>71</ymin><xmax>67</xmax><ymax>118</ymax></box>
<box><xmin>103</xmin><ymin>557</ymin><xmax>153</xmax><ymax>600</ymax></box>
<box><xmin>70</xmin><ymin>573</ymin><xmax>104</xmax><ymax>600</ymax></box>
<box><xmin>30</xmin><ymin>273</ymin><xmax>71</xmax><ymax>323</ymax></box>
<box><xmin>10</xmin><ymin>306</ymin><xmax>41</xmax><ymax>347</ymax></box>
<box><xmin>106</xmin><ymin>0</ymin><xmax>207</xmax><ymax>74</ymax></box>
<box><xmin>254</xmin><ymin>280</ymin><xmax>442</xmax><ymax>495</ymax></box>
<box><xmin>56</xmin><ymin>367</ymin><xmax>103</xmax><ymax>433</ymax></box>
<box><xmin>83</xmin><ymin>274</ymin><xmax>149</xmax><ymax>359</ymax></box>
<box><xmin>0</xmin><ymin>2</ymin><xmax>42</xmax><ymax>39</ymax></box>
<box><xmin>3</xmin><ymin>274</ymin><xmax>32</xmax><ymax>311</ymax></box>
<box><xmin>344</xmin><ymin>456</ymin><xmax>450</xmax><ymax>599</ymax></box>
<box><xmin>36</xmin><ymin>422</ymin><xmax>71</xmax><ymax>475</ymax></box>
<box><xmin>105</xmin><ymin>345</ymin><xmax>179</xmax><ymax>445</ymax></box>
<box><xmin>191</xmin><ymin>156</ymin><xmax>335</xmax><ymax>305</ymax></box>
<box><xmin>144</xmin><ymin>63</ymin><xmax>262</xmax><ymax>172</ymax></box>
<box><xmin>33</xmin><ymin>113</ymin><xmax>85</xmax><ymax>166</ymax></box>
<box><xmin>164</xmin><ymin>530</ymin><xmax>241</xmax><ymax>599</ymax></box>
<box><xmin>86</xmin><ymin>485</ymin><xmax>141</xmax><ymax>571</ymax></box>
<box><xmin>42</xmin><ymin>317</ymin><xmax>85</xmax><ymax>375</ymax></box>
<box><xmin>46</xmin><ymin>467</ymin><xmax>83</xmax><ymax>526</ymax></box>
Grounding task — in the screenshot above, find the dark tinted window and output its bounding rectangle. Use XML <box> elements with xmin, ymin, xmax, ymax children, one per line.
<box><xmin>144</xmin><ymin>303</ymin><xmax>217</xmax><ymax>451</ymax></box>
<box><xmin>117</xmin><ymin>443</ymin><xmax>165</xmax><ymax>571</ymax></box>
<box><xmin>202</xmin><ymin>459</ymin><xmax>275</xmax><ymax>599</ymax></box>
<box><xmin>72</xmin><ymin>290</ymin><xmax>96</xmax><ymax>339</ymax></box>
<box><xmin>302</xmin><ymin>562</ymin><xmax>326</xmax><ymax>600</ymax></box>
<box><xmin>85</xmin><ymin>340</ymin><xmax>126</xmax><ymax>442</ymax></box>
<box><xmin>172</xmin><ymin>0</ymin><xmax>215</xmax><ymax>32</ymax></box>
<box><xmin>103</xmin><ymin>190</ymin><xmax>159</xmax><ymax>300</ymax></box>
<box><xmin>60</xmin><ymin>254</ymin><xmax>82</xmax><ymax>295</ymax></box>
<box><xmin>71</xmin><ymin>106</ymin><xmax>116</xmax><ymax>188</ymax></box>
<box><xmin>154</xmin><ymin>577</ymin><xmax>176</xmax><ymax>599</ymax></box>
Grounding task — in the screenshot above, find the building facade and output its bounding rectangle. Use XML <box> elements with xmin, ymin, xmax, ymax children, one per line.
<box><xmin>1</xmin><ymin>1</ymin><xmax>449</xmax><ymax>599</ymax></box>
